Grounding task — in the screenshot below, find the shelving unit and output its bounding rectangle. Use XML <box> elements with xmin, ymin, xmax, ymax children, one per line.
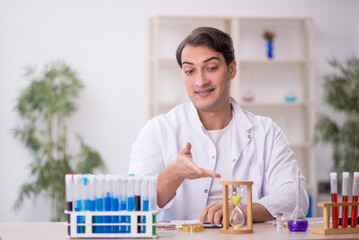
<box><xmin>149</xmin><ymin>16</ymin><xmax>316</xmax><ymax>215</ymax></box>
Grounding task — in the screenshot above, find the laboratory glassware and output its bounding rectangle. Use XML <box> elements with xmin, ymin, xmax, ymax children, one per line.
<box><xmin>342</xmin><ymin>172</ymin><xmax>349</xmax><ymax>228</ymax></box>
<box><xmin>288</xmin><ymin>170</ymin><xmax>308</xmax><ymax>231</ymax></box>
<box><xmin>330</xmin><ymin>172</ymin><xmax>338</xmax><ymax>229</ymax></box>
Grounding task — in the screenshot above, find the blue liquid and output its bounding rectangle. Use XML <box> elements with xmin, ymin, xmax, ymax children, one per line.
<box><xmin>104</xmin><ymin>194</ymin><xmax>112</xmax><ymax>233</ymax></box>
<box><xmin>89</xmin><ymin>200</ymin><xmax>96</xmax><ymax>233</ymax></box>
<box><xmin>288</xmin><ymin>220</ymin><xmax>308</xmax><ymax>231</ymax></box>
<box><xmin>112</xmin><ymin>198</ymin><xmax>120</xmax><ymax>233</ymax></box>
<box><xmin>96</xmin><ymin>198</ymin><xmax>104</xmax><ymax>233</ymax></box>
<box><xmin>142</xmin><ymin>200</ymin><xmax>149</xmax><ymax>233</ymax></box>
<box><xmin>127</xmin><ymin>197</ymin><xmax>135</xmax><ymax>233</ymax></box>
<box><xmin>120</xmin><ymin>201</ymin><xmax>127</xmax><ymax>233</ymax></box>
<box><xmin>285</xmin><ymin>96</ymin><xmax>297</xmax><ymax>102</ymax></box>
<box><xmin>75</xmin><ymin>200</ymin><xmax>84</xmax><ymax>233</ymax></box>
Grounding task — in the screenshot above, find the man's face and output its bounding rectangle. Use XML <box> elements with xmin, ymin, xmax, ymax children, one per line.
<box><xmin>181</xmin><ymin>45</ymin><xmax>236</xmax><ymax>113</ymax></box>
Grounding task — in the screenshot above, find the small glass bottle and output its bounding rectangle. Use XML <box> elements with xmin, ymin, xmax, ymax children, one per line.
<box><xmin>275</xmin><ymin>213</ymin><xmax>285</xmax><ymax>230</ymax></box>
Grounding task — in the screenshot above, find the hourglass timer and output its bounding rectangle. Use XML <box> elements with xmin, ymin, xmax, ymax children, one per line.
<box><xmin>220</xmin><ymin>181</ymin><xmax>253</xmax><ymax>234</ymax></box>
<box><xmin>229</xmin><ymin>186</ymin><xmax>245</xmax><ymax>229</ymax></box>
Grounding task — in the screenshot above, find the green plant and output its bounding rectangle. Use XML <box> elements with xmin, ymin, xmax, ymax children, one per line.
<box><xmin>315</xmin><ymin>56</ymin><xmax>359</xmax><ymax>172</ymax></box>
<box><xmin>13</xmin><ymin>60</ymin><xmax>105</xmax><ymax>221</ymax></box>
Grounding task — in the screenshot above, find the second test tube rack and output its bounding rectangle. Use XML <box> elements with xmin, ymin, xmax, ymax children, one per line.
<box><xmin>311</xmin><ymin>201</ymin><xmax>359</xmax><ymax>235</ymax></box>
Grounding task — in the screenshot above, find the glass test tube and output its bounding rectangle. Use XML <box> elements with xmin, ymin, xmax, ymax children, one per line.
<box><xmin>141</xmin><ymin>176</ymin><xmax>150</xmax><ymax>233</ymax></box>
<box><xmin>95</xmin><ymin>175</ymin><xmax>105</xmax><ymax>233</ymax></box>
<box><xmin>120</xmin><ymin>175</ymin><xmax>127</xmax><ymax>233</ymax></box>
<box><xmin>112</xmin><ymin>175</ymin><xmax>121</xmax><ymax>233</ymax></box>
<box><xmin>330</xmin><ymin>172</ymin><xmax>338</xmax><ymax>229</ymax></box>
<box><xmin>127</xmin><ymin>174</ymin><xmax>135</xmax><ymax>233</ymax></box>
<box><xmin>74</xmin><ymin>174</ymin><xmax>84</xmax><ymax>233</ymax></box>
<box><xmin>65</xmin><ymin>174</ymin><xmax>74</xmax><ymax>235</ymax></box>
<box><xmin>81</xmin><ymin>175</ymin><xmax>90</xmax><ymax>211</ymax></box>
<box><xmin>88</xmin><ymin>175</ymin><xmax>96</xmax><ymax>233</ymax></box>
<box><xmin>104</xmin><ymin>174</ymin><xmax>113</xmax><ymax>233</ymax></box>
<box><xmin>149</xmin><ymin>174</ymin><xmax>158</xmax><ymax>236</ymax></box>
<box><xmin>352</xmin><ymin>172</ymin><xmax>359</xmax><ymax>228</ymax></box>
<box><xmin>342</xmin><ymin>172</ymin><xmax>349</xmax><ymax>228</ymax></box>
<box><xmin>134</xmin><ymin>175</ymin><xmax>142</xmax><ymax>233</ymax></box>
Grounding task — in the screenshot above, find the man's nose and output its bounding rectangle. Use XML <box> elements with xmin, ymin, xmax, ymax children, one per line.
<box><xmin>194</xmin><ymin>71</ymin><xmax>209</xmax><ymax>87</ymax></box>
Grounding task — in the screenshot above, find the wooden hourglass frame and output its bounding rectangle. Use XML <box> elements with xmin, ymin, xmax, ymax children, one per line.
<box><xmin>220</xmin><ymin>181</ymin><xmax>253</xmax><ymax>234</ymax></box>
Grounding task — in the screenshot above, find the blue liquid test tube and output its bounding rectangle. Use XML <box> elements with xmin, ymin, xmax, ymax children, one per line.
<box><xmin>65</xmin><ymin>174</ymin><xmax>74</xmax><ymax>236</ymax></box>
<box><xmin>88</xmin><ymin>175</ymin><xmax>96</xmax><ymax>233</ymax></box>
<box><xmin>127</xmin><ymin>174</ymin><xmax>135</xmax><ymax>233</ymax></box>
<box><xmin>104</xmin><ymin>174</ymin><xmax>113</xmax><ymax>233</ymax></box>
<box><xmin>112</xmin><ymin>175</ymin><xmax>121</xmax><ymax>233</ymax></box>
<box><xmin>120</xmin><ymin>174</ymin><xmax>127</xmax><ymax>233</ymax></box>
<box><xmin>141</xmin><ymin>175</ymin><xmax>150</xmax><ymax>233</ymax></box>
<box><xmin>95</xmin><ymin>175</ymin><xmax>105</xmax><ymax>233</ymax></box>
<box><xmin>74</xmin><ymin>174</ymin><xmax>84</xmax><ymax>234</ymax></box>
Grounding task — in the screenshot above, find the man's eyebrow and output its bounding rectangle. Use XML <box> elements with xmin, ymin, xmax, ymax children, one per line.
<box><xmin>203</xmin><ymin>56</ymin><xmax>220</xmax><ymax>63</ymax></box>
<box><xmin>182</xmin><ymin>56</ymin><xmax>220</xmax><ymax>66</ymax></box>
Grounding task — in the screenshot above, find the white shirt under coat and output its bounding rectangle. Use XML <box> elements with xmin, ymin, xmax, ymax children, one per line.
<box><xmin>129</xmin><ymin>98</ymin><xmax>309</xmax><ymax>221</ymax></box>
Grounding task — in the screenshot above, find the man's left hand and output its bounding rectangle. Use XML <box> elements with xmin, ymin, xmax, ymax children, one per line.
<box><xmin>199</xmin><ymin>201</ymin><xmax>223</xmax><ymax>224</ymax></box>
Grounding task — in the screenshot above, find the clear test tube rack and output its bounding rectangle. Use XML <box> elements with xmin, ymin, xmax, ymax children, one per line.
<box><xmin>220</xmin><ymin>181</ymin><xmax>253</xmax><ymax>234</ymax></box>
<box><xmin>311</xmin><ymin>201</ymin><xmax>359</xmax><ymax>235</ymax></box>
<box><xmin>65</xmin><ymin>210</ymin><xmax>158</xmax><ymax>239</ymax></box>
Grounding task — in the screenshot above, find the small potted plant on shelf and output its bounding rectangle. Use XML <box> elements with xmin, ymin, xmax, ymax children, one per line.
<box><xmin>263</xmin><ymin>30</ymin><xmax>276</xmax><ymax>59</ymax></box>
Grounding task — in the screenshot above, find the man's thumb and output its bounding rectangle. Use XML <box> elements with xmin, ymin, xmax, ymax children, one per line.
<box><xmin>180</xmin><ymin>142</ymin><xmax>191</xmax><ymax>154</ymax></box>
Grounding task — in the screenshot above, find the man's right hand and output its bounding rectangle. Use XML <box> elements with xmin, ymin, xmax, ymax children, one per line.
<box><xmin>157</xmin><ymin>142</ymin><xmax>220</xmax><ymax>208</ymax></box>
<box><xmin>173</xmin><ymin>142</ymin><xmax>221</xmax><ymax>180</ymax></box>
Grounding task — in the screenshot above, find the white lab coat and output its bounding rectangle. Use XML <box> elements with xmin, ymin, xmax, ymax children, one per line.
<box><xmin>129</xmin><ymin>98</ymin><xmax>309</xmax><ymax>221</ymax></box>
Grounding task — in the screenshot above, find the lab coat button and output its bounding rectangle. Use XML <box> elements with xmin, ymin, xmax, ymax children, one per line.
<box><xmin>204</xmin><ymin>189</ymin><xmax>208</xmax><ymax>194</ymax></box>
<box><xmin>247</xmin><ymin>134</ymin><xmax>251</xmax><ymax>139</ymax></box>
<box><xmin>232</xmin><ymin>159</ymin><xmax>236</xmax><ymax>162</ymax></box>
<box><xmin>211</xmin><ymin>155</ymin><xmax>215</xmax><ymax>160</ymax></box>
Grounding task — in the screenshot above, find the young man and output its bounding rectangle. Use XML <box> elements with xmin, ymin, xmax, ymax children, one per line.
<box><xmin>129</xmin><ymin>27</ymin><xmax>308</xmax><ymax>224</ymax></box>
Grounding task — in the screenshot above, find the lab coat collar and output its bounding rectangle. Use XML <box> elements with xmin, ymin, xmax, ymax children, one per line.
<box><xmin>230</xmin><ymin>97</ymin><xmax>253</xmax><ymax>164</ymax></box>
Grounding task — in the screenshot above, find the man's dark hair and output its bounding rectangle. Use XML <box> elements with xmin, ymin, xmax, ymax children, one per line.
<box><xmin>176</xmin><ymin>27</ymin><xmax>235</xmax><ymax>68</ymax></box>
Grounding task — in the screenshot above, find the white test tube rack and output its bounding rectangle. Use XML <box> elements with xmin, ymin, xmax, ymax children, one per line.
<box><xmin>65</xmin><ymin>210</ymin><xmax>158</xmax><ymax>239</ymax></box>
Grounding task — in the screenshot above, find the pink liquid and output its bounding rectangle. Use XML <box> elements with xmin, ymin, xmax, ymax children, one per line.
<box><xmin>331</xmin><ymin>193</ymin><xmax>338</xmax><ymax>229</ymax></box>
<box><xmin>342</xmin><ymin>195</ymin><xmax>348</xmax><ymax>228</ymax></box>
<box><xmin>352</xmin><ymin>195</ymin><xmax>358</xmax><ymax>228</ymax></box>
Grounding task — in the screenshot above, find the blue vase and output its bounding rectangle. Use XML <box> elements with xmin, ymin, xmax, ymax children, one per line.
<box><xmin>267</xmin><ymin>39</ymin><xmax>273</xmax><ymax>59</ymax></box>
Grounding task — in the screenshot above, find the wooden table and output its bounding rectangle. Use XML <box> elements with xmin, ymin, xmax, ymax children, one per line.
<box><xmin>0</xmin><ymin>218</ymin><xmax>358</xmax><ymax>240</ymax></box>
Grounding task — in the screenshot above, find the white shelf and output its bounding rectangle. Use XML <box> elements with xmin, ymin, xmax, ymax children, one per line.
<box><xmin>239</xmin><ymin>101</ymin><xmax>308</xmax><ymax>107</ymax></box>
<box><xmin>239</xmin><ymin>59</ymin><xmax>307</xmax><ymax>64</ymax></box>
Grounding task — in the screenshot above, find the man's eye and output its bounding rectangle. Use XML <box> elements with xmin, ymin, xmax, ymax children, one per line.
<box><xmin>207</xmin><ymin>66</ymin><xmax>217</xmax><ymax>71</ymax></box>
<box><xmin>184</xmin><ymin>69</ymin><xmax>194</xmax><ymax>75</ymax></box>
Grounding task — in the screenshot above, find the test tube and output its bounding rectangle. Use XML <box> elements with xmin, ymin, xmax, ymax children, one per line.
<box><xmin>352</xmin><ymin>172</ymin><xmax>359</xmax><ymax>228</ymax></box>
<box><xmin>74</xmin><ymin>174</ymin><xmax>84</xmax><ymax>233</ymax></box>
<box><xmin>149</xmin><ymin>174</ymin><xmax>158</xmax><ymax>236</ymax></box>
<box><xmin>104</xmin><ymin>174</ymin><xmax>113</xmax><ymax>233</ymax></box>
<box><xmin>127</xmin><ymin>174</ymin><xmax>135</xmax><ymax>233</ymax></box>
<box><xmin>141</xmin><ymin>175</ymin><xmax>150</xmax><ymax>233</ymax></box>
<box><xmin>65</xmin><ymin>174</ymin><xmax>74</xmax><ymax>235</ymax></box>
<box><xmin>81</xmin><ymin>175</ymin><xmax>90</xmax><ymax>211</ymax></box>
<box><xmin>120</xmin><ymin>174</ymin><xmax>127</xmax><ymax>233</ymax></box>
<box><xmin>134</xmin><ymin>175</ymin><xmax>142</xmax><ymax>233</ymax></box>
<box><xmin>88</xmin><ymin>174</ymin><xmax>96</xmax><ymax>233</ymax></box>
<box><xmin>342</xmin><ymin>172</ymin><xmax>349</xmax><ymax>228</ymax></box>
<box><xmin>95</xmin><ymin>174</ymin><xmax>105</xmax><ymax>233</ymax></box>
<box><xmin>112</xmin><ymin>175</ymin><xmax>121</xmax><ymax>233</ymax></box>
<box><xmin>330</xmin><ymin>172</ymin><xmax>338</xmax><ymax>229</ymax></box>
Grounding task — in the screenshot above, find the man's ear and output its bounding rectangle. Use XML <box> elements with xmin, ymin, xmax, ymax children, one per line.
<box><xmin>229</xmin><ymin>60</ymin><xmax>237</xmax><ymax>79</ymax></box>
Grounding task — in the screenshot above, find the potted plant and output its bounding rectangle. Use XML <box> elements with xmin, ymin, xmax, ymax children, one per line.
<box><xmin>315</xmin><ymin>56</ymin><xmax>359</xmax><ymax>172</ymax></box>
<box><xmin>262</xmin><ymin>30</ymin><xmax>276</xmax><ymax>59</ymax></box>
<box><xmin>13</xmin><ymin>60</ymin><xmax>105</xmax><ymax>221</ymax></box>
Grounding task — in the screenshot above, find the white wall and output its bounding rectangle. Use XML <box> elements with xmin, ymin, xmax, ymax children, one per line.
<box><xmin>0</xmin><ymin>0</ymin><xmax>358</xmax><ymax>221</ymax></box>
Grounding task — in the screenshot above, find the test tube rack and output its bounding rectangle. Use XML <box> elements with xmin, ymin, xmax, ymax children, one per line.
<box><xmin>66</xmin><ymin>210</ymin><xmax>158</xmax><ymax>239</ymax></box>
<box><xmin>311</xmin><ymin>201</ymin><xmax>359</xmax><ymax>235</ymax></box>
<box><xmin>220</xmin><ymin>181</ymin><xmax>253</xmax><ymax>234</ymax></box>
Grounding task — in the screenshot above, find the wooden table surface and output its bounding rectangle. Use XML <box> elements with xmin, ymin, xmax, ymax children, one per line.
<box><xmin>0</xmin><ymin>218</ymin><xmax>358</xmax><ymax>240</ymax></box>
